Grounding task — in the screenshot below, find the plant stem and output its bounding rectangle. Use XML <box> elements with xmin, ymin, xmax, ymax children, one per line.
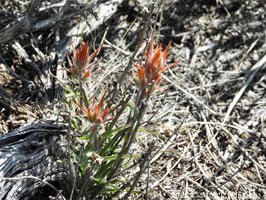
<box><xmin>78</xmin><ymin>75</ymin><xmax>83</xmax><ymax>108</ymax></box>
<box><xmin>110</xmin><ymin>4</ymin><xmax>154</xmax><ymax>100</ymax></box>
<box><xmin>76</xmin><ymin>166</ymin><xmax>94</xmax><ymax>200</ymax></box>
<box><xmin>123</xmin><ymin>141</ymin><xmax>155</xmax><ymax>199</ymax></box>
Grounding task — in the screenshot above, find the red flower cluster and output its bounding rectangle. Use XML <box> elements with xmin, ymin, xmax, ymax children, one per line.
<box><xmin>134</xmin><ymin>39</ymin><xmax>178</xmax><ymax>92</ymax></box>
<box><xmin>86</xmin><ymin>93</ymin><xmax>110</xmax><ymax>127</ymax></box>
<box><xmin>67</xmin><ymin>39</ymin><xmax>101</xmax><ymax>80</ymax></box>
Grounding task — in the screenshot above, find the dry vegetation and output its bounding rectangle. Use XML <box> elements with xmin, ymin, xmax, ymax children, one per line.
<box><xmin>0</xmin><ymin>0</ymin><xmax>266</xmax><ymax>199</ymax></box>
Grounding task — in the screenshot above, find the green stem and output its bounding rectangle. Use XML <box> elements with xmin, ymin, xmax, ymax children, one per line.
<box><xmin>79</xmin><ymin>75</ymin><xmax>83</xmax><ymax>108</ymax></box>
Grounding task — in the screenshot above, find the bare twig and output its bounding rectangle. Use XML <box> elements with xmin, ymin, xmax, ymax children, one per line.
<box><xmin>223</xmin><ymin>54</ymin><xmax>266</xmax><ymax>125</ymax></box>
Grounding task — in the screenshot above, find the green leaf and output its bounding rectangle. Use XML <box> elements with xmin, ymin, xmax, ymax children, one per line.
<box><xmin>99</xmin><ymin>125</ymin><xmax>131</xmax><ymax>155</ymax></box>
<box><xmin>70</xmin><ymin>119</ymin><xmax>78</xmax><ymax>129</ymax></box>
<box><xmin>101</xmin><ymin>124</ymin><xmax>131</xmax><ymax>139</ymax></box>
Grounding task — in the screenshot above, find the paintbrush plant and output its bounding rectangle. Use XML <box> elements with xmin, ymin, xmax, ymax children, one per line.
<box><xmin>134</xmin><ymin>38</ymin><xmax>178</xmax><ymax>109</ymax></box>
<box><xmin>67</xmin><ymin>39</ymin><xmax>102</xmax><ymax>108</ymax></box>
<box><xmin>65</xmin><ymin>36</ymin><xmax>177</xmax><ymax>199</ymax></box>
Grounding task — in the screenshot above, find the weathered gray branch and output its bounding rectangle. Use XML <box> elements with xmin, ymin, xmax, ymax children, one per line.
<box><xmin>0</xmin><ymin>122</ymin><xmax>73</xmax><ymax>199</ymax></box>
<box><xmin>0</xmin><ymin>0</ymin><xmax>41</xmax><ymax>44</ymax></box>
<box><xmin>0</xmin><ymin>0</ymin><xmax>109</xmax><ymax>44</ymax></box>
<box><xmin>0</xmin><ymin>87</ymin><xmax>14</xmax><ymax>111</ymax></box>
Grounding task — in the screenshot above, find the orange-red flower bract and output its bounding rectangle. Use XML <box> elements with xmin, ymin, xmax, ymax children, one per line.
<box><xmin>86</xmin><ymin>93</ymin><xmax>110</xmax><ymax>126</ymax></box>
<box><xmin>67</xmin><ymin>39</ymin><xmax>101</xmax><ymax>79</ymax></box>
<box><xmin>134</xmin><ymin>39</ymin><xmax>178</xmax><ymax>91</ymax></box>
<box><xmin>82</xmin><ymin>69</ymin><xmax>91</xmax><ymax>80</ymax></box>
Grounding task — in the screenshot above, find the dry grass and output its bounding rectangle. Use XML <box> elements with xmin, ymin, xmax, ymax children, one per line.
<box><xmin>0</xmin><ymin>0</ymin><xmax>265</xmax><ymax>199</ymax></box>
